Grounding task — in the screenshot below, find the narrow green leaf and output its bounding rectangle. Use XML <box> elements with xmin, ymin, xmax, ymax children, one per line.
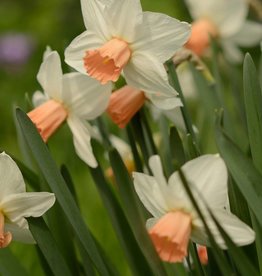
<box><xmin>130</xmin><ymin>113</ymin><xmax>152</xmax><ymax>172</ymax></box>
<box><xmin>16</xmin><ymin>108</ymin><xmax>110</xmax><ymax>276</ymax></box>
<box><xmin>157</xmin><ymin>115</ymin><xmax>174</xmax><ymax>176</ymax></box>
<box><xmin>215</xmin><ymin>112</ymin><xmax>262</xmax><ymax>228</ymax></box>
<box><xmin>185</xmin><ymin>134</ymin><xmax>199</xmax><ymax>160</ymax></box>
<box><xmin>28</xmin><ymin>217</ymin><xmax>72</xmax><ymax>276</ymax></box>
<box><xmin>140</xmin><ymin>109</ymin><xmax>158</xmax><ymax>155</ymax></box>
<box><xmin>0</xmin><ymin>248</ymin><xmax>29</xmax><ymax>276</ymax></box>
<box><xmin>76</xmin><ymin>240</ymin><xmax>96</xmax><ymax>276</ymax></box>
<box><xmin>90</xmin><ymin>163</ymin><xmax>154</xmax><ymax>276</ymax></box>
<box><xmin>169</xmin><ymin>126</ymin><xmax>186</xmax><ymax>168</ymax></box>
<box><xmin>243</xmin><ymin>54</ymin><xmax>262</xmax><ymax>172</ymax></box>
<box><xmin>250</xmin><ymin>212</ymin><xmax>262</xmax><ymax>274</ymax></box>
<box><xmin>109</xmin><ymin>148</ymin><xmax>167</xmax><ymax>276</ymax></box>
<box><xmin>243</xmin><ymin>53</ymin><xmax>262</xmax><ymax>174</ymax></box>
<box><xmin>166</xmin><ymin>59</ymin><xmax>199</xmax><ymax>154</ymax></box>
<box><xmin>126</xmin><ymin>125</ymin><xmax>144</xmax><ymax>172</ymax></box>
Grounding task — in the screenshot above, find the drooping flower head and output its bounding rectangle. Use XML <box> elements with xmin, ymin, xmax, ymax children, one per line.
<box><xmin>185</xmin><ymin>0</ymin><xmax>262</xmax><ymax>62</ymax></box>
<box><xmin>133</xmin><ymin>155</ymin><xmax>255</xmax><ymax>262</ymax></box>
<box><xmin>65</xmin><ymin>0</ymin><xmax>191</xmax><ymax>110</ymax></box>
<box><xmin>0</xmin><ymin>152</ymin><xmax>55</xmax><ymax>248</ymax></box>
<box><xmin>28</xmin><ymin>48</ymin><xmax>112</xmax><ymax>168</ymax></box>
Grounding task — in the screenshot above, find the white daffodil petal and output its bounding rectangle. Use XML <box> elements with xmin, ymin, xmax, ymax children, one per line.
<box><xmin>215</xmin><ymin>0</ymin><xmax>247</xmax><ymax>38</ymax></box>
<box><xmin>103</xmin><ymin>0</ymin><xmax>143</xmax><ymax>42</ymax></box>
<box><xmin>166</xmin><ymin>171</ymin><xmax>189</xmax><ymax>210</ymax></box>
<box><xmin>67</xmin><ymin>116</ymin><xmax>98</xmax><ymax>168</ymax></box>
<box><xmin>133</xmin><ymin>172</ymin><xmax>168</xmax><ymax>218</ymax></box>
<box><xmin>179</xmin><ymin>154</ymin><xmax>228</xmax><ymax>209</ymax></box>
<box><xmin>80</xmin><ymin>0</ymin><xmax>111</xmax><ymax>41</ymax></box>
<box><xmin>124</xmin><ymin>53</ymin><xmax>178</xmax><ymax>102</ymax></box>
<box><xmin>221</xmin><ymin>40</ymin><xmax>244</xmax><ymax>64</ymax></box>
<box><xmin>193</xmin><ymin>209</ymin><xmax>255</xmax><ymax>249</ymax></box>
<box><xmin>213</xmin><ymin>209</ymin><xmax>255</xmax><ymax>247</ymax></box>
<box><xmin>146</xmin><ymin>93</ymin><xmax>182</xmax><ymax>110</ymax></box>
<box><xmin>162</xmin><ymin>108</ymin><xmax>187</xmax><ymax>132</ymax></box>
<box><xmin>1</xmin><ymin>192</ymin><xmax>55</xmax><ymax>223</ymax></box>
<box><xmin>37</xmin><ymin>51</ymin><xmax>63</xmax><ymax>100</ymax></box>
<box><xmin>110</xmin><ymin>135</ymin><xmax>131</xmax><ymax>160</ymax></box>
<box><xmin>185</xmin><ymin>0</ymin><xmax>247</xmax><ymax>37</ymax></box>
<box><xmin>65</xmin><ymin>30</ymin><xmax>105</xmax><ymax>74</ymax></box>
<box><xmin>62</xmin><ymin>72</ymin><xmax>111</xmax><ymax>119</ymax></box>
<box><xmin>132</xmin><ymin>12</ymin><xmax>190</xmax><ymax>63</ymax></box>
<box><xmin>5</xmin><ymin>223</ymin><xmax>35</xmax><ymax>244</ymax></box>
<box><xmin>0</xmin><ymin>153</ymin><xmax>25</xmax><ymax>201</ymax></box>
<box><xmin>148</xmin><ymin>155</ymin><xmax>168</xmax><ymax>188</ymax></box>
<box><xmin>32</xmin><ymin>91</ymin><xmax>49</xmax><ymax>107</ymax></box>
<box><xmin>230</xmin><ymin>21</ymin><xmax>262</xmax><ymax>47</ymax></box>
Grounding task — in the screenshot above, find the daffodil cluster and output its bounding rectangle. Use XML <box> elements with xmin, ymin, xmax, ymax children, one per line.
<box><xmin>3</xmin><ymin>0</ymin><xmax>260</xmax><ymax>267</ymax></box>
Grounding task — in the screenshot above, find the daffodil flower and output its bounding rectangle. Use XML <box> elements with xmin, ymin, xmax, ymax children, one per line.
<box><xmin>185</xmin><ymin>0</ymin><xmax>262</xmax><ymax>62</ymax></box>
<box><xmin>65</xmin><ymin>0</ymin><xmax>191</xmax><ymax>110</ymax></box>
<box><xmin>0</xmin><ymin>152</ymin><xmax>55</xmax><ymax>248</ymax></box>
<box><xmin>28</xmin><ymin>49</ymin><xmax>112</xmax><ymax>168</ymax></box>
<box><xmin>133</xmin><ymin>155</ymin><xmax>255</xmax><ymax>262</ymax></box>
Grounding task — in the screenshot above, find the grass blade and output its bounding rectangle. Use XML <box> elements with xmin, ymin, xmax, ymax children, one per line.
<box><xmin>16</xmin><ymin>108</ymin><xmax>110</xmax><ymax>276</ymax></box>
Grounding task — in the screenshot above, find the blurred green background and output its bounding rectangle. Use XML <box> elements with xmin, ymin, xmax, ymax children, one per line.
<box><xmin>0</xmin><ymin>1</ymin><xmax>188</xmax><ymax>275</ymax></box>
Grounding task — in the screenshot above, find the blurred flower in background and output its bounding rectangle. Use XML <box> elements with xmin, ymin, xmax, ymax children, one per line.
<box><xmin>0</xmin><ymin>32</ymin><xmax>35</xmax><ymax>73</ymax></box>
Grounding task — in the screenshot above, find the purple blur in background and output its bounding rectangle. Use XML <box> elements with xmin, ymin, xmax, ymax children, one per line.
<box><xmin>0</xmin><ymin>32</ymin><xmax>35</xmax><ymax>72</ymax></box>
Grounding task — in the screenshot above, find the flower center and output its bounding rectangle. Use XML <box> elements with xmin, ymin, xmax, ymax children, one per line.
<box><xmin>27</xmin><ymin>99</ymin><xmax>68</xmax><ymax>142</ymax></box>
<box><xmin>185</xmin><ymin>18</ymin><xmax>218</xmax><ymax>56</ymax></box>
<box><xmin>149</xmin><ymin>211</ymin><xmax>192</xmax><ymax>262</ymax></box>
<box><xmin>83</xmin><ymin>38</ymin><xmax>132</xmax><ymax>84</ymax></box>
<box><xmin>107</xmin><ymin>85</ymin><xmax>146</xmax><ymax>128</ymax></box>
<box><xmin>0</xmin><ymin>212</ymin><xmax>12</xmax><ymax>248</ymax></box>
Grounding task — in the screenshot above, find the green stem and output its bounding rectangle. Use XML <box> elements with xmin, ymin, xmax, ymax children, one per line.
<box><xmin>166</xmin><ymin>60</ymin><xmax>200</xmax><ymax>155</ymax></box>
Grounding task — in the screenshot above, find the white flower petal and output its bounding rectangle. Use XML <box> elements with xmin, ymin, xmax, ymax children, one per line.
<box><xmin>5</xmin><ymin>223</ymin><xmax>35</xmax><ymax>244</ymax></box>
<box><xmin>146</xmin><ymin>93</ymin><xmax>182</xmax><ymax>110</ymax></box>
<box><xmin>131</xmin><ymin>12</ymin><xmax>190</xmax><ymax>63</ymax></box>
<box><xmin>65</xmin><ymin>30</ymin><xmax>105</xmax><ymax>74</ymax></box>
<box><xmin>67</xmin><ymin>116</ymin><xmax>98</xmax><ymax>168</ymax></box>
<box><xmin>124</xmin><ymin>53</ymin><xmax>179</xmax><ymax>107</ymax></box>
<box><xmin>110</xmin><ymin>135</ymin><xmax>131</xmax><ymax>160</ymax></box>
<box><xmin>229</xmin><ymin>20</ymin><xmax>262</xmax><ymax>47</ymax></box>
<box><xmin>37</xmin><ymin>51</ymin><xmax>63</xmax><ymax>100</ymax></box>
<box><xmin>62</xmin><ymin>72</ymin><xmax>112</xmax><ymax>119</ymax></box>
<box><xmin>177</xmin><ymin>62</ymin><xmax>197</xmax><ymax>99</ymax></box>
<box><xmin>213</xmin><ymin>209</ymin><xmax>255</xmax><ymax>247</ymax></box>
<box><xmin>1</xmin><ymin>192</ymin><xmax>55</xmax><ymax>223</ymax></box>
<box><xmin>80</xmin><ymin>0</ymin><xmax>111</xmax><ymax>41</ymax></box>
<box><xmin>32</xmin><ymin>91</ymin><xmax>49</xmax><ymax>107</ymax></box>
<box><xmin>185</xmin><ymin>0</ymin><xmax>247</xmax><ymax>37</ymax></box>
<box><xmin>221</xmin><ymin>40</ymin><xmax>244</xmax><ymax>64</ymax></box>
<box><xmin>0</xmin><ymin>152</ymin><xmax>25</xmax><ymax>201</ymax></box>
<box><xmin>192</xmin><ymin>209</ymin><xmax>255</xmax><ymax>248</ymax></box>
<box><xmin>162</xmin><ymin>108</ymin><xmax>187</xmax><ymax>132</ymax></box>
<box><xmin>148</xmin><ymin>155</ymin><xmax>168</xmax><ymax>188</ymax></box>
<box><xmin>179</xmin><ymin>154</ymin><xmax>228</xmax><ymax>209</ymax></box>
<box><xmin>103</xmin><ymin>0</ymin><xmax>143</xmax><ymax>42</ymax></box>
<box><xmin>133</xmin><ymin>172</ymin><xmax>168</xmax><ymax>218</ymax></box>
